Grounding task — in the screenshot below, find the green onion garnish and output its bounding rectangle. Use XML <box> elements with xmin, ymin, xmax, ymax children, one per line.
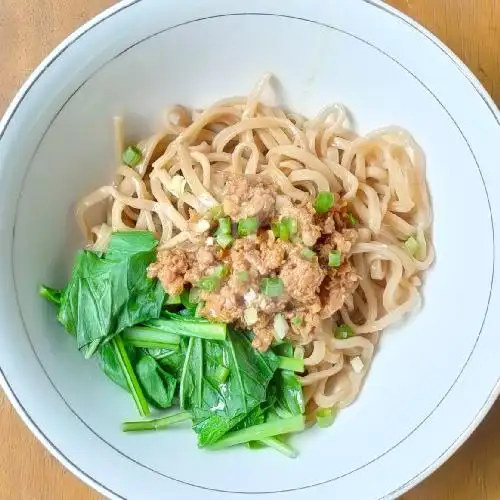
<box><xmin>328</xmin><ymin>250</ymin><xmax>341</xmax><ymax>267</ymax></box>
<box><xmin>216</xmin><ymin>233</ymin><xmax>234</xmax><ymax>248</ymax></box>
<box><xmin>217</xmin><ymin>217</ymin><xmax>232</xmax><ymax>235</ymax></box>
<box><xmin>208</xmin><ymin>205</ymin><xmax>224</xmax><ymax>220</ymax></box>
<box><xmin>271</xmin><ymin>221</ymin><xmax>290</xmax><ymax>241</ymax></box>
<box><xmin>260</xmin><ymin>277</ymin><xmax>284</xmax><ymax>297</ymax></box>
<box><xmin>404</xmin><ymin>236</ymin><xmax>419</xmax><ymax>257</ymax></box>
<box><xmin>237</xmin><ymin>271</ymin><xmax>249</xmax><ymax>282</ymax></box>
<box><xmin>347</xmin><ymin>212</ymin><xmax>358</xmax><ymax>226</ymax></box>
<box><xmin>335</xmin><ymin>324</ymin><xmax>354</xmax><ymax>340</ymax></box>
<box><xmin>213</xmin><ymin>264</ymin><xmax>230</xmax><ymax>278</ymax></box>
<box><xmin>122</xmin><ymin>146</ymin><xmax>143</xmax><ymax>167</ymax></box>
<box><xmin>214</xmin><ymin>365</ymin><xmax>230</xmax><ymax>384</ymax></box>
<box><xmin>301</xmin><ymin>248</ymin><xmax>316</xmax><ymax>261</ymax></box>
<box><xmin>316</xmin><ymin>407</ymin><xmax>337</xmax><ymax>428</ymax></box>
<box><xmin>198</xmin><ymin>275</ymin><xmax>220</xmax><ymax>292</ymax></box>
<box><xmin>313</xmin><ymin>191</ymin><xmax>334</xmax><ymax>214</ymax></box>
<box><xmin>282</xmin><ymin>217</ymin><xmax>298</xmax><ymax>236</ymax></box>
<box><xmin>291</xmin><ymin>316</ymin><xmax>302</xmax><ymax>326</ymax></box>
<box><xmin>238</xmin><ymin>216</ymin><xmax>260</xmax><ymax>237</ymax></box>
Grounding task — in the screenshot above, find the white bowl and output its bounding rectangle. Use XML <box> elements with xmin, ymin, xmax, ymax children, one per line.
<box><xmin>1</xmin><ymin>1</ymin><xmax>499</xmax><ymax>499</ymax></box>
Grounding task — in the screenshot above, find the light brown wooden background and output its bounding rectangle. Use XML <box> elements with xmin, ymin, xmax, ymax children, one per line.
<box><xmin>0</xmin><ymin>0</ymin><xmax>499</xmax><ymax>498</ymax></box>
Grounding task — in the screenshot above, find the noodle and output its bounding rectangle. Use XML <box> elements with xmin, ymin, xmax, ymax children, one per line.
<box><xmin>76</xmin><ymin>75</ymin><xmax>433</xmax><ymax>423</ymax></box>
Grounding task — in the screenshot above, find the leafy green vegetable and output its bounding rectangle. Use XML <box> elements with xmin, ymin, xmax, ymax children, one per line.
<box><xmin>146</xmin><ymin>337</ymin><xmax>188</xmax><ymax>378</ymax></box>
<box><xmin>233</xmin><ymin>405</ymin><xmax>266</xmax><ymax>431</ymax></box>
<box><xmin>100</xmin><ymin>343</ymin><xmax>177</xmax><ymax>410</ymax></box>
<box><xmin>57</xmin><ymin>231</ymin><xmax>165</xmax><ymax>357</ymax></box>
<box><xmin>270</xmin><ymin>370</ymin><xmax>305</xmax><ymax>418</ymax></box>
<box><xmin>165</xmin><ymin>294</ymin><xmax>182</xmax><ymax>305</ymax></box>
<box><xmin>98</xmin><ymin>341</ymin><xmax>137</xmax><ymax>391</ymax></box>
<box><xmin>122</xmin><ymin>411</ymin><xmax>191</xmax><ymax>432</ymax></box>
<box><xmin>207</xmin><ymin>415</ymin><xmax>305</xmax><ymax>450</ymax></box>
<box><xmin>180</xmin><ymin>330</ymin><xmax>279</xmax><ymax>446</ymax></box>
<box><xmin>39</xmin><ymin>285</ymin><xmax>63</xmax><ymax>306</ymax></box>
<box><xmin>122</xmin><ymin>326</ymin><xmax>181</xmax><ymax>349</ymax></box>
<box><xmin>112</xmin><ymin>335</ymin><xmax>150</xmax><ymax>417</ymax></box>
<box><xmin>146</xmin><ymin>317</ymin><xmax>226</xmax><ymax>341</ymax></box>
<box><xmin>260</xmin><ymin>436</ymin><xmax>298</xmax><ymax>458</ymax></box>
<box><xmin>274</xmin><ymin>341</ymin><xmax>294</xmax><ymax>358</ymax></box>
<box><xmin>135</xmin><ymin>354</ymin><xmax>177</xmax><ymax>409</ymax></box>
<box><xmin>277</xmin><ymin>356</ymin><xmax>304</xmax><ymax>373</ymax></box>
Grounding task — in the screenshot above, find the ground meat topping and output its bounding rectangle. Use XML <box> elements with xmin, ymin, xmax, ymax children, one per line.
<box><xmin>148</xmin><ymin>248</ymin><xmax>188</xmax><ymax>296</ymax></box>
<box><xmin>149</xmin><ymin>175</ymin><xmax>361</xmax><ymax>351</ymax></box>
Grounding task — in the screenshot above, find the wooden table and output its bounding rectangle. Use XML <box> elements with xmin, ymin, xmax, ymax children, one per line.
<box><xmin>0</xmin><ymin>1</ymin><xmax>499</xmax><ymax>498</ymax></box>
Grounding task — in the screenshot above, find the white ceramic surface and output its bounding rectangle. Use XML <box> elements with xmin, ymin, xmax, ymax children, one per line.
<box><xmin>0</xmin><ymin>1</ymin><xmax>499</xmax><ymax>499</ymax></box>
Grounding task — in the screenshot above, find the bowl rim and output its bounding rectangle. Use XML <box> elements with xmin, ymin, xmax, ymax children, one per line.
<box><xmin>0</xmin><ymin>1</ymin><xmax>499</xmax><ymax>499</ymax></box>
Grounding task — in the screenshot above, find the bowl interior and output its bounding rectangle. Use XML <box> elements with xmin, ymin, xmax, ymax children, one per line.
<box><xmin>0</xmin><ymin>3</ymin><xmax>496</xmax><ymax>498</ymax></box>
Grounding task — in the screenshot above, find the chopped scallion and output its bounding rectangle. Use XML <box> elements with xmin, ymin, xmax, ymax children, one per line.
<box><xmin>260</xmin><ymin>277</ymin><xmax>284</xmax><ymax>297</ymax></box>
<box><xmin>282</xmin><ymin>217</ymin><xmax>298</xmax><ymax>236</ymax></box>
<box><xmin>238</xmin><ymin>216</ymin><xmax>260</xmax><ymax>237</ymax></box>
<box><xmin>291</xmin><ymin>316</ymin><xmax>302</xmax><ymax>326</ymax></box>
<box><xmin>213</xmin><ymin>264</ymin><xmax>230</xmax><ymax>278</ymax></box>
<box><xmin>313</xmin><ymin>191</ymin><xmax>334</xmax><ymax>214</ymax></box>
<box><xmin>237</xmin><ymin>270</ymin><xmax>249</xmax><ymax>282</ymax></box>
<box><xmin>217</xmin><ymin>217</ymin><xmax>232</xmax><ymax>235</ymax></box>
<box><xmin>404</xmin><ymin>236</ymin><xmax>419</xmax><ymax>256</ymax></box>
<box><xmin>216</xmin><ymin>233</ymin><xmax>234</xmax><ymax>248</ymax></box>
<box><xmin>328</xmin><ymin>250</ymin><xmax>341</xmax><ymax>267</ymax></box>
<box><xmin>122</xmin><ymin>145</ymin><xmax>143</xmax><ymax>167</ymax></box>
<box><xmin>347</xmin><ymin>212</ymin><xmax>358</xmax><ymax>226</ymax></box>
<box><xmin>301</xmin><ymin>248</ymin><xmax>316</xmax><ymax>261</ymax></box>
<box><xmin>335</xmin><ymin>324</ymin><xmax>354</xmax><ymax>340</ymax></box>
<box><xmin>198</xmin><ymin>275</ymin><xmax>220</xmax><ymax>292</ymax></box>
<box><xmin>208</xmin><ymin>205</ymin><xmax>224</xmax><ymax>220</ymax></box>
<box><xmin>316</xmin><ymin>407</ymin><xmax>337</xmax><ymax>428</ymax></box>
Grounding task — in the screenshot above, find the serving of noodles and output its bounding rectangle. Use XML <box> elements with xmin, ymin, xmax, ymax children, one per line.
<box><xmin>74</xmin><ymin>75</ymin><xmax>433</xmax><ymax>424</ymax></box>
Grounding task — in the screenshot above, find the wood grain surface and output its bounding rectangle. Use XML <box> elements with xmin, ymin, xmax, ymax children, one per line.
<box><xmin>0</xmin><ymin>1</ymin><xmax>499</xmax><ymax>498</ymax></box>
